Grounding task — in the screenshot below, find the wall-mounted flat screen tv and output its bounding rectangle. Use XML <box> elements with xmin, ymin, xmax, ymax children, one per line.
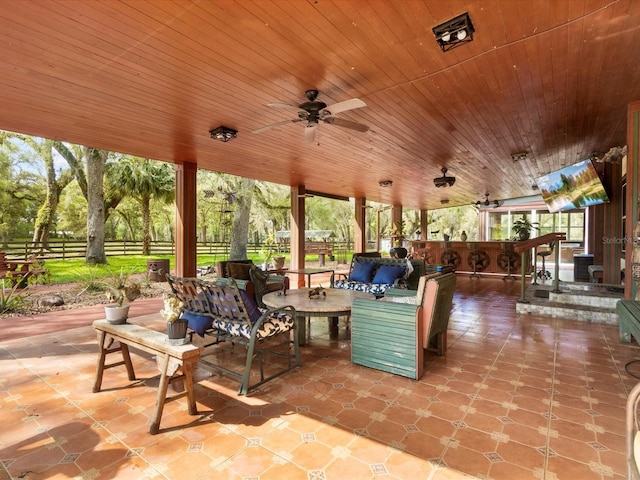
<box><xmin>534</xmin><ymin>159</ymin><xmax>609</xmax><ymax>213</ymax></box>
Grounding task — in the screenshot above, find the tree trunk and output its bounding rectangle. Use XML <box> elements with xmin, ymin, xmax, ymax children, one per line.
<box><xmin>141</xmin><ymin>197</ymin><xmax>151</xmax><ymax>256</ymax></box>
<box><xmin>85</xmin><ymin>148</ymin><xmax>108</xmax><ymax>264</ymax></box>
<box><xmin>31</xmin><ymin>143</ymin><xmax>58</xmax><ymax>250</ymax></box>
<box><xmin>229</xmin><ymin>178</ymin><xmax>255</xmax><ymax>260</ymax></box>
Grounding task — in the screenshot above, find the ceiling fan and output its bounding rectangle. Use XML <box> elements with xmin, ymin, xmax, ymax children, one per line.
<box><xmin>252</xmin><ymin>89</ymin><xmax>369</xmax><ymax>143</ymax></box>
<box><xmin>475</xmin><ymin>193</ymin><xmax>503</xmax><ymax>208</ymax></box>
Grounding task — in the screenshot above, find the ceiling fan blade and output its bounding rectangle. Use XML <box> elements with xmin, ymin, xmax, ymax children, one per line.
<box><xmin>252</xmin><ymin>118</ymin><xmax>303</xmax><ymax>134</ymax></box>
<box><xmin>321</xmin><ymin>98</ymin><xmax>366</xmax><ymax>116</ymax></box>
<box><xmin>303</xmin><ymin>123</ymin><xmax>318</xmax><ymax>144</ymax></box>
<box><xmin>323</xmin><ymin>116</ymin><xmax>369</xmax><ymax>132</ymax></box>
<box><xmin>267</xmin><ymin>102</ymin><xmax>306</xmax><ymax>114</ymax></box>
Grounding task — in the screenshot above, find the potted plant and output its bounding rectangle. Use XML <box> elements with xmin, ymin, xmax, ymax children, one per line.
<box><xmin>260</xmin><ymin>234</ymin><xmax>277</xmax><ymax>270</ymax></box>
<box><xmin>159</xmin><ymin>293</ymin><xmax>188</xmax><ymax>344</ymax></box>
<box><xmin>512</xmin><ymin>215</ymin><xmax>538</xmax><ymax>241</ymax></box>
<box><xmin>390</xmin><ymin>222</ymin><xmax>405</xmax><ymax>247</ymax></box>
<box><xmin>104</xmin><ymin>269</ymin><xmax>141</xmax><ymax>324</ymax></box>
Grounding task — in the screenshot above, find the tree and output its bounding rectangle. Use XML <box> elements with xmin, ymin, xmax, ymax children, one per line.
<box><xmin>53</xmin><ymin>143</ymin><xmax>126</xmax><ymax>263</ymax></box>
<box><xmin>84</xmin><ymin>148</ymin><xmax>108</xmax><ymax>263</ymax></box>
<box><xmin>0</xmin><ymin>146</ymin><xmax>41</xmax><ymax>246</ymax></box>
<box><xmin>228</xmin><ymin>177</ymin><xmax>255</xmax><ymax>260</ymax></box>
<box><xmin>0</xmin><ymin>134</ymin><xmax>75</xmax><ymax>250</ymax></box>
<box><xmin>107</xmin><ymin>157</ymin><xmax>175</xmax><ymax>255</ymax></box>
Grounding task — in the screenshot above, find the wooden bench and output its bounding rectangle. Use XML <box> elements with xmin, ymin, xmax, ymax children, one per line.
<box><xmin>93</xmin><ymin>318</ymin><xmax>201</xmax><ymax>434</ymax></box>
<box><xmin>0</xmin><ymin>251</ymin><xmax>47</xmax><ymax>286</ymax></box>
<box><xmin>305</xmin><ymin>241</ymin><xmax>333</xmax><ymax>266</ymax></box>
<box><xmin>617</xmin><ymin>300</ymin><xmax>640</xmax><ymax>346</ymax></box>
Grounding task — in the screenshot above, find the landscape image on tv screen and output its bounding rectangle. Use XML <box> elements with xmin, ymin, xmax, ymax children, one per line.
<box><xmin>534</xmin><ymin>159</ymin><xmax>609</xmax><ymax>213</ymax></box>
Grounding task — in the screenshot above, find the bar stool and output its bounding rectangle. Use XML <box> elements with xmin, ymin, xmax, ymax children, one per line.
<box><xmin>536</xmin><ymin>242</ymin><xmax>554</xmax><ymax>280</ymax></box>
<box><xmin>499</xmin><ymin>242</ymin><xmax>518</xmax><ymax>280</ymax></box>
<box><xmin>468</xmin><ymin>242</ymin><xmax>480</xmax><ymax>278</ymax></box>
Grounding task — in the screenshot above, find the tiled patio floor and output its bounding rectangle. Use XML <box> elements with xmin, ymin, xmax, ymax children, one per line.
<box><xmin>0</xmin><ymin>275</ymin><xmax>637</xmax><ymax>479</ymax></box>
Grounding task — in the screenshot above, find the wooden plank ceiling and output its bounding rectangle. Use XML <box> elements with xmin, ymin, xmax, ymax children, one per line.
<box><xmin>0</xmin><ymin>0</ymin><xmax>639</xmax><ymax>210</ymax></box>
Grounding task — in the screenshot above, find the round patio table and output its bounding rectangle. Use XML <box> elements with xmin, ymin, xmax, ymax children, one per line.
<box><xmin>262</xmin><ymin>288</ymin><xmax>374</xmax><ymax>346</ymax></box>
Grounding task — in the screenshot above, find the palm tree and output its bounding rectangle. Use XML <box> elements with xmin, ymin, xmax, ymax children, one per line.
<box><xmin>107</xmin><ymin>157</ymin><xmax>174</xmax><ymax>255</ymax></box>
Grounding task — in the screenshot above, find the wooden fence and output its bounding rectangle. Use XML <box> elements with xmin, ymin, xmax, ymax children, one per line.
<box><xmin>2</xmin><ymin>239</ymin><xmax>353</xmax><ymax>261</ymax></box>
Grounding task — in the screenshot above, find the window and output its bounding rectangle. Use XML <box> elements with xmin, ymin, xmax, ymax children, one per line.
<box><xmin>487</xmin><ymin>209</ymin><xmax>585</xmax><ymax>243</ymax></box>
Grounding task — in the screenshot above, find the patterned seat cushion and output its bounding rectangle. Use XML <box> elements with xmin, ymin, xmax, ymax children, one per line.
<box><xmin>212</xmin><ymin>309</ymin><xmax>294</xmax><ymax>339</ymax></box>
<box><xmin>332</xmin><ymin>279</ymin><xmax>390</xmax><ymax>296</ymax></box>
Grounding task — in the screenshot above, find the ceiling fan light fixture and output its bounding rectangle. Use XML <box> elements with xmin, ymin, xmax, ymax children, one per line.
<box><xmin>210</xmin><ymin>126</ymin><xmax>237</xmax><ymax>142</ymax></box>
<box><xmin>433</xmin><ymin>167</ymin><xmax>456</xmax><ymax>188</ymax></box>
<box><xmin>433</xmin><ymin>12</ymin><xmax>474</xmax><ymax>52</ymax></box>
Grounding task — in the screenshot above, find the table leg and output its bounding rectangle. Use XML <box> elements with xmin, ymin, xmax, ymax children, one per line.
<box><xmin>150</xmin><ymin>353</ymin><xmax>171</xmax><ymax>435</ymax></box>
<box><xmin>93</xmin><ymin>331</ymin><xmax>108</xmax><ymax>393</ymax></box>
<box><xmin>93</xmin><ymin>333</ymin><xmax>136</xmax><ymax>393</ymax></box>
<box><xmin>329</xmin><ymin>315</ymin><xmax>339</xmax><ymax>338</ymax></box>
<box><xmin>297</xmin><ymin>315</ymin><xmax>307</xmax><ymax>346</ymax></box>
<box><xmin>182</xmin><ymin>357</ymin><xmax>198</xmax><ymax>416</ymax></box>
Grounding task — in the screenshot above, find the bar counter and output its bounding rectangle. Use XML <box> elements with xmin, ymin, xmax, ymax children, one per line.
<box><xmin>409</xmin><ymin>240</ymin><xmax>524</xmax><ymax>276</ymax></box>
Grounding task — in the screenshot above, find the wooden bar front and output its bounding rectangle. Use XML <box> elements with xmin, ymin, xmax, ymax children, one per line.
<box><xmin>409</xmin><ymin>240</ymin><xmax>524</xmax><ymax>276</ymax></box>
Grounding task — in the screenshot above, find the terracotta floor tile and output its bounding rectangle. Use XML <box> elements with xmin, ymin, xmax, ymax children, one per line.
<box><xmin>0</xmin><ymin>276</ymin><xmax>634</xmax><ymax>480</ymax></box>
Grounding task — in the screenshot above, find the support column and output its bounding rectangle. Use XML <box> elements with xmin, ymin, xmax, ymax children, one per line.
<box><xmin>291</xmin><ymin>185</ymin><xmax>306</xmax><ymax>288</ymax></box>
<box><xmin>174</xmin><ymin>161</ymin><xmax>198</xmax><ymax>278</ymax></box>
<box><xmin>391</xmin><ymin>205</ymin><xmax>403</xmax><ymax>246</ymax></box>
<box><xmin>354</xmin><ymin>197</ymin><xmax>366</xmax><ymax>253</ymax></box>
<box><xmin>420</xmin><ymin>210</ymin><xmax>428</xmax><ymax>240</ymax></box>
<box><xmin>626</xmin><ymin>101</ymin><xmax>640</xmax><ymax>300</ymax></box>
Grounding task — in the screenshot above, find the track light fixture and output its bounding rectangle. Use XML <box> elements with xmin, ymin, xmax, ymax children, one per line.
<box><xmin>511</xmin><ymin>152</ymin><xmax>528</xmax><ymax>162</ymax></box>
<box><xmin>432</xmin><ymin>12</ymin><xmax>475</xmax><ymax>52</ymax></box>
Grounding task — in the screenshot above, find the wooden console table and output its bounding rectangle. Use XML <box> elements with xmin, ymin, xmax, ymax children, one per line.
<box><xmin>93</xmin><ymin>318</ymin><xmax>201</xmax><ymax>434</ymax></box>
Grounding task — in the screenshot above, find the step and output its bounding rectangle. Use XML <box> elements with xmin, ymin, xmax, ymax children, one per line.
<box><xmin>549</xmin><ymin>290</ymin><xmax>620</xmax><ymax>309</ymax></box>
<box><xmin>516</xmin><ymin>281</ymin><xmax>623</xmax><ymax>324</ymax></box>
<box><xmin>516</xmin><ymin>300</ymin><xmax>618</xmax><ymax>324</ymax></box>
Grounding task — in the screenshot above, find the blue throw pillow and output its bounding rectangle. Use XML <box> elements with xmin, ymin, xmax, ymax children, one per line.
<box><xmin>240</xmin><ymin>289</ymin><xmax>261</xmax><ymax>323</ymax></box>
<box><xmin>350</xmin><ymin>260</ymin><xmax>376</xmax><ymax>283</ymax></box>
<box><xmin>372</xmin><ymin>265</ymin><xmax>406</xmax><ymax>285</ymax></box>
<box><xmin>181</xmin><ymin>311</ymin><xmax>213</xmax><ymax>337</ymax></box>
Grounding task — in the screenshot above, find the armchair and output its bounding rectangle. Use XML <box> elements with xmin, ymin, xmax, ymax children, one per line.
<box><xmin>351</xmin><ymin>272</ymin><xmax>456</xmax><ymax>379</ymax></box>
<box><xmin>215</xmin><ymin>259</ymin><xmax>289</xmax><ymax>307</ymax></box>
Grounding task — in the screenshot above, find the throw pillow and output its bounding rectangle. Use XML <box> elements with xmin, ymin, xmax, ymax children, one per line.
<box><xmin>372</xmin><ymin>265</ymin><xmax>406</xmax><ymax>285</ymax></box>
<box><xmin>239</xmin><ymin>289</ymin><xmax>261</xmax><ymax>323</ymax></box>
<box><xmin>350</xmin><ymin>259</ymin><xmax>376</xmax><ymax>283</ymax></box>
<box><xmin>249</xmin><ymin>266</ymin><xmax>269</xmax><ymax>308</ymax></box>
<box><xmin>226</xmin><ymin>262</ymin><xmax>252</xmax><ymax>280</ymax></box>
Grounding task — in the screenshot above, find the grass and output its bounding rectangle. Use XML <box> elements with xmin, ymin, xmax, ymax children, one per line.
<box><xmin>40</xmin><ymin>254</ymin><xmax>265</xmax><ymax>285</ymax></box>
<box><xmin>39</xmin><ymin>251</ymin><xmax>356</xmax><ymax>286</ymax></box>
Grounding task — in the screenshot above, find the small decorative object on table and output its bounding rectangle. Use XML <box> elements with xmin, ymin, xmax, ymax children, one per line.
<box><xmin>308</xmin><ymin>286</ymin><xmax>326</xmax><ymax>299</ymax></box>
<box><xmin>160</xmin><ymin>293</ymin><xmax>189</xmax><ymax>345</ymax></box>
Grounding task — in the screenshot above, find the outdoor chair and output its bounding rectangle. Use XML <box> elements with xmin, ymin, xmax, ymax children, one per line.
<box><xmin>167</xmin><ymin>274</ymin><xmax>300</xmax><ymax>395</ymax></box>
<box><xmin>627</xmin><ymin>381</ymin><xmax>640</xmax><ymax>479</ymax></box>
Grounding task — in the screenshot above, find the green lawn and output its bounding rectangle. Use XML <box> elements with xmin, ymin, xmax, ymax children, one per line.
<box><xmin>38</xmin><ymin>251</ymin><xmax>358</xmax><ymax>286</ymax></box>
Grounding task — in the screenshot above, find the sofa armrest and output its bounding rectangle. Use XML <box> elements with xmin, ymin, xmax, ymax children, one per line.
<box><xmin>384</xmin><ymin>288</ymin><xmax>417</xmax><ymax>298</ymax></box>
<box><xmin>330</xmin><ymin>272</ymin><xmax>348</xmax><ymax>287</ymax></box>
<box><xmin>267</xmin><ymin>273</ymin><xmax>289</xmax><ymax>289</ymax></box>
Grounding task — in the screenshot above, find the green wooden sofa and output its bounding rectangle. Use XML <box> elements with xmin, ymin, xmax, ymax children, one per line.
<box><xmin>350</xmin><ymin>272</ymin><xmax>456</xmax><ymax>380</ymax></box>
